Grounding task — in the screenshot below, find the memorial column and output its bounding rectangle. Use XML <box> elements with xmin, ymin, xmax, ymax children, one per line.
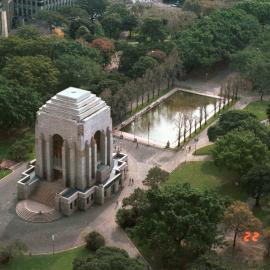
<box><xmin>45</xmin><ymin>135</ymin><xmax>52</xmax><ymax>181</ymax></box>
<box><xmin>62</xmin><ymin>140</ymin><xmax>67</xmax><ymax>187</ymax></box>
<box><xmin>91</xmin><ymin>138</ymin><xmax>97</xmax><ymax>179</ymax></box>
<box><xmin>69</xmin><ymin>142</ymin><xmax>76</xmax><ymax>188</ymax></box>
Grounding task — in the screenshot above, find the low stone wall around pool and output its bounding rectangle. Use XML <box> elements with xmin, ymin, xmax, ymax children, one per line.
<box><xmin>114</xmin><ymin>88</ymin><xmax>229</xmax><ymax>149</ymax></box>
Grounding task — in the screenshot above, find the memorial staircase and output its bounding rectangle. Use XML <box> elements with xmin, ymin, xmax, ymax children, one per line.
<box><xmin>30</xmin><ymin>180</ymin><xmax>64</xmax><ymax>208</ymax></box>
<box><xmin>16</xmin><ymin>180</ymin><xmax>64</xmax><ymax>223</ymax></box>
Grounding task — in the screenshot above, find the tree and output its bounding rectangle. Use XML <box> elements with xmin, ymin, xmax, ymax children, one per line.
<box><xmin>91</xmin><ymin>38</ymin><xmax>115</xmax><ymax>65</ymax></box>
<box><xmin>16</xmin><ymin>26</ymin><xmax>40</xmax><ymax>39</ymax></box>
<box><xmin>213</xmin><ymin>131</ymin><xmax>269</xmax><ymax>176</ymax></box>
<box><xmin>2</xmin><ymin>55</ymin><xmax>60</xmax><ymax>97</ymax></box>
<box><xmin>207</xmin><ymin>110</ymin><xmax>258</xmax><ymax>142</ymax></box>
<box><xmin>235</xmin><ymin>1</ymin><xmax>270</xmax><ymax>25</ymax></box>
<box><xmin>0</xmin><ymin>36</ymin><xmax>55</xmax><ymax>68</ymax></box>
<box><xmin>183</xmin><ymin>0</ymin><xmax>203</xmax><ymax>17</ymax></box>
<box><xmin>116</xmin><ymin>208</ymin><xmax>137</xmax><ymax>229</ymax></box>
<box><xmin>140</xmin><ymin>17</ymin><xmax>166</xmax><ymax>42</ymax></box>
<box><xmin>0</xmin><ymin>240</ymin><xmax>27</xmax><ymax>265</ymax></box>
<box><xmin>118</xmin><ymin>44</ymin><xmax>146</xmax><ymax>76</ymax></box>
<box><xmin>55</xmin><ymin>54</ymin><xmax>102</xmax><ymax>89</ymax></box>
<box><xmin>187</xmin><ymin>252</ymin><xmax>228</xmax><ymax>270</ymax></box>
<box><xmin>241</xmin><ymin>165</ymin><xmax>270</xmax><ymax>207</ymax></box>
<box><xmin>53</xmin><ymin>39</ymin><xmax>102</xmax><ymax>64</ymax></box>
<box><xmin>85</xmin><ymin>231</ymin><xmax>105</xmax><ymax>251</ymax></box>
<box><xmin>122</xmin><ymin>14</ymin><xmax>138</xmax><ymax>38</ymax></box>
<box><xmin>132</xmin><ymin>56</ymin><xmax>158</xmax><ymax>78</ymax></box>
<box><xmin>78</xmin><ymin>0</ymin><xmax>108</xmax><ymax>22</ymax></box>
<box><xmin>267</xmin><ymin>104</ymin><xmax>270</xmax><ymax>122</ymax></box>
<box><xmin>223</xmin><ymin>201</ymin><xmax>262</xmax><ymax>249</ymax></box>
<box><xmin>7</xmin><ymin>132</ymin><xmax>35</xmax><ymax>161</ymax></box>
<box><xmin>134</xmin><ymin>184</ymin><xmax>225</xmax><ymax>266</ymax></box>
<box><xmin>37</xmin><ymin>10</ymin><xmax>68</xmax><ymax>26</ymax></box>
<box><xmin>142</xmin><ymin>166</ymin><xmax>169</xmax><ymax>187</ymax></box>
<box><xmin>101</xmin><ymin>13</ymin><xmax>122</xmax><ymax>39</ymax></box>
<box><xmin>122</xmin><ymin>188</ymin><xmax>146</xmax><ymax>217</ymax></box>
<box><xmin>0</xmin><ymin>85</ymin><xmax>41</xmax><ymax>130</ymax></box>
<box><xmin>263</xmin><ymin>228</ymin><xmax>270</xmax><ymax>257</ymax></box>
<box><xmin>174</xmin><ymin>112</ymin><xmax>185</xmax><ymax>147</ymax></box>
<box><xmin>73</xmin><ymin>246</ymin><xmax>144</xmax><ymax>270</ymax></box>
<box><xmin>177</xmin><ymin>8</ymin><xmax>260</xmax><ymax>70</ymax></box>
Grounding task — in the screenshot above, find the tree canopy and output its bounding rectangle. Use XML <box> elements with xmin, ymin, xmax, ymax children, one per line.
<box><xmin>223</xmin><ymin>201</ymin><xmax>262</xmax><ymax>249</ymax></box>
<box><xmin>133</xmin><ymin>183</ymin><xmax>226</xmax><ymax>265</ymax></box>
<box><xmin>241</xmin><ymin>164</ymin><xmax>270</xmax><ymax>207</ymax></box>
<box><xmin>176</xmin><ymin>8</ymin><xmax>260</xmax><ymax>70</ymax></box>
<box><xmin>213</xmin><ymin>130</ymin><xmax>269</xmax><ymax>176</ymax></box>
<box><xmin>72</xmin><ymin>247</ymin><xmax>144</xmax><ymax>270</ymax></box>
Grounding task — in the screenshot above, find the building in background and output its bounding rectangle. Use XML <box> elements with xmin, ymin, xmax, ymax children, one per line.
<box><xmin>14</xmin><ymin>0</ymin><xmax>74</xmax><ymax>23</ymax></box>
<box><xmin>0</xmin><ymin>0</ymin><xmax>14</xmax><ymax>36</ymax></box>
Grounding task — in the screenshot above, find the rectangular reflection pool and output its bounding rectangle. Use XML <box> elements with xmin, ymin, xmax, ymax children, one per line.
<box><xmin>121</xmin><ymin>91</ymin><xmax>218</xmax><ymax>147</ymax></box>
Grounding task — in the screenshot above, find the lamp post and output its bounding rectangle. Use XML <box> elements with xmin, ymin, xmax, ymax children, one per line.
<box><xmin>147</xmin><ymin>121</ymin><xmax>150</xmax><ymax>146</ymax></box>
<box><xmin>194</xmin><ymin>137</ymin><xmax>199</xmax><ymax>154</ymax></box>
<box><xmin>52</xmin><ymin>234</ymin><xmax>55</xmax><ymax>255</ymax></box>
<box><xmin>133</xmin><ymin>117</ymin><xmax>136</xmax><ymax>141</ymax></box>
<box><xmin>185</xmin><ymin>146</ymin><xmax>188</xmax><ymax>163</ymax></box>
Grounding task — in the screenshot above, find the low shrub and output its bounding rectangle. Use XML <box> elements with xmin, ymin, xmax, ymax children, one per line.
<box><xmin>85</xmin><ymin>231</ymin><xmax>105</xmax><ymax>251</ymax></box>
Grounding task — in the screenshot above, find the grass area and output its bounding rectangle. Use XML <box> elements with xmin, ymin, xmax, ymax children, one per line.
<box><xmin>167</xmin><ymin>161</ymin><xmax>246</xmax><ymax>201</ymax></box>
<box><xmin>244</xmin><ymin>100</ymin><xmax>269</xmax><ymax>121</ymax></box>
<box><xmin>1</xmin><ymin>246</ymin><xmax>90</xmax><ymax>270</ymax></box>
<box><xmin>0</xmin><ymin>169</ymin><xmax>11</xmax><ymax>179</ymax></box>
<box><xmin>194</xmin><ymin>144</ymin><xmax>214</xmax><ymax>155</ymax></box>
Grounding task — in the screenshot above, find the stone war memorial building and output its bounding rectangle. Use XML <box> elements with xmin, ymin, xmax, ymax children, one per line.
<box><xmin>16</xmin><ymin>87</ymin><xmax>128</xmax><ymax>222</ymax></box>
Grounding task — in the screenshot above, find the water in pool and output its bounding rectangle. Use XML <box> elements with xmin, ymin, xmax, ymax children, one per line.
<box><xmin>122</xmin><ymin>91</ymin><xmax>217</xmax><ymax>147</ymax></box>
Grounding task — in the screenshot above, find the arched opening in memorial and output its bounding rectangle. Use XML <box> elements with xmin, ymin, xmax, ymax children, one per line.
<box><xmin>94</xmin><ymin>131</ymin><xmax>101</xmax><ymax>164</ymax></box>
<box><xmin>52</xmin><ymin>134</ymin><xmax>63</xmax><ymax>180</ymax></box>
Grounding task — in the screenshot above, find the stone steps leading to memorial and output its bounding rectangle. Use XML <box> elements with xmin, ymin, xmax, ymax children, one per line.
<box><xmin>30</xmin><ymin>180</ymin><xmax>64</xmax><ymax>208</ymax></box>
<box><xmin>16</xmin><ymin>200</ymin><xmax>62</xmax><ymax>223</ymax></box>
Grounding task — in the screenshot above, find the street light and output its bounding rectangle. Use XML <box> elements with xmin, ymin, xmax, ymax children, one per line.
<box><xmin>147</xmin><ymin>121</ymin><xmax>150</xmax><ymax>146</ymax></box>
<box><xmin>194</xmin><ymin>137</ymin><xmax>199</xmax><ymax>154</ymax></box>
<box><xmin>52</xmin><ymin>234</ymin><xmax>55</xmax><ymax>255</ymax></box>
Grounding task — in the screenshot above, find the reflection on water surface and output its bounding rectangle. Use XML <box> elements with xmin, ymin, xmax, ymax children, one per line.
<box><xmin>122</xmin><ymin>91</ymin><xmax>216</xmax><ymax>146</ymax></box>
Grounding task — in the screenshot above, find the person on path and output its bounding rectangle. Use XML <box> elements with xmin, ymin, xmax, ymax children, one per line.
<box><xmin>136</xmin><ymin>142</ymin><xmax>139</xmax><ymax>148</ymax></box>
<box><xmin>115</xmin><ymin>200</ymin><xmax>119</xmax><ymax>208</ymax></box>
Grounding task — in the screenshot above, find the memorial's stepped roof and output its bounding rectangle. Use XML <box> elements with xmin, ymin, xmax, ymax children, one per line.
<box><xmin>38</xmin><ymin>87</ymin><xmax>108</xmax><ymax>122</ymax></box>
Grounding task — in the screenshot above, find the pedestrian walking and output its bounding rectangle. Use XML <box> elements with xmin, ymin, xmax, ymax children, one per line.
<box><xmin>189</xmin><ymin>146</ymin><xmax>191</xmax><ymax>152</ymax></box>
<box><xmin>136</xmin><ymin>141</ymin><xmax>139</xmax><ymax>148</ymax></box>
<box><xmin>115</xmin><ymin>200</ymin><xmax>119</xmax><ymax>208</ymax></box>
<box><xmin>132</xmin><ymin>178</ymin><xmax>134</xmax><ymax>185</ymax></box>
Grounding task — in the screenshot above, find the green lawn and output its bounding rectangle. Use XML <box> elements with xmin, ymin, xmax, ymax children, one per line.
<box><xmin>167</xmin><ymin>161</ymin><xmax>246</xmax><ymax>201</ymax></box>
<box><xmin>1</xmin><ymin>246</ymin><xmax>90</xmax><ymax>270</ymax></box>
<box><xmin>0</xmin><ymin>169</ymin><xmax>11</xmax><ymax>179</ymax></box>
<box><xmin>194</xmin><ymin>144</ymin><xmax>214</xmax><ymax>155</ymax></box>
<box><xmin>244</xmin><ymin>100</ymin><xmax>269</xmax><ymax>121</ymax></box>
